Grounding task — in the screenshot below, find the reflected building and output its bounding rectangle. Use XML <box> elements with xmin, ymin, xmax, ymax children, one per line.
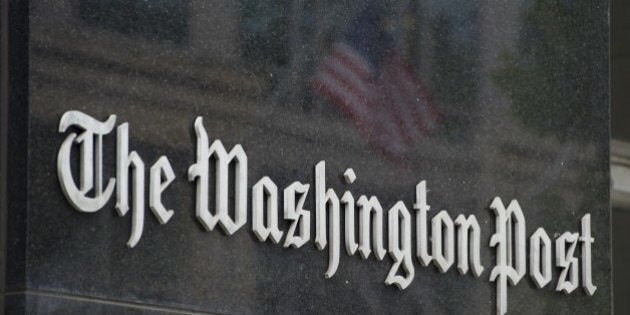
<box><xmin>2</xmin><ymin>0</ymin><xmax>611</xmax><ymax>313</ymax></box>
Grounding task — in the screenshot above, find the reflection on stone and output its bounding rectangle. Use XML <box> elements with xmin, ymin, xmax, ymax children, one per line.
<box><xmin>20</xmin><ymin>0</ymin><xmax>610</xmax><ymax>313</ymax></box>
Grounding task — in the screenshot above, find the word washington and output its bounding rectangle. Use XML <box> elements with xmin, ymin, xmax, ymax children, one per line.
<box><xmin>57</xmin><ymin>111</ymin><xmax>596</xmax><ymax>315</ymax></box>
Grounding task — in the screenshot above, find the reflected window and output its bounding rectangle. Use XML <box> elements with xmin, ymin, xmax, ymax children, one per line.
<box><xmin>239</xmin><ymin>1</ymin><xmax>289</xmax><ymax>68</ymax></box>
<box><xmin>77</xmin><ymin>0</ymin><xmax>191</xmax><ymax>45</ymax></box>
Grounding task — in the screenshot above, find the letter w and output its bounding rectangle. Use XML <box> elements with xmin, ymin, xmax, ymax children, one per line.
<box><xmin>188</xmin><ymin>117</ymin><xmax>248</xmax><ymax>235</ymax></box>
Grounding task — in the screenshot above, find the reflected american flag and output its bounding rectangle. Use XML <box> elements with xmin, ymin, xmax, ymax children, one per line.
<box><xmin>313</xmin><ymin>6</ymin><xmax>440</xmax><ymax>158</ymax></box>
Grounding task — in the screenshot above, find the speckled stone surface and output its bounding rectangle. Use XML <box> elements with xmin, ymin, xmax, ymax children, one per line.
<box><xmin>6</xmin><ymin>0</ymin><xmax>610</xmax><ymax>314</ymax></box>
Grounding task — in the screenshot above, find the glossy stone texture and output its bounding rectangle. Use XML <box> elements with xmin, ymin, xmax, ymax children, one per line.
<box><xmin>8</xmin><ymin>0</ymin><xmax>610</xmax><ymax>314</ymax></box>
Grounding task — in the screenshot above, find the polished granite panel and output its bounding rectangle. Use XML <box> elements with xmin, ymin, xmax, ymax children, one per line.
<box><xmin>5</xmin><ymin>293</ymin><xmax>185</xmax><ymax>315</ymax></box>
<box><xmin>11</xmin><ymin>0</ymin><xmax>611</xmax><ymax>313</ymax></box>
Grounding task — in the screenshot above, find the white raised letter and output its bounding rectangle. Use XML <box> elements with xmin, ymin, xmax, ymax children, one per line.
<box><xmin>283</xmin><ymin>182</ymin><xmax>311</xmax><ymax>248</ymax></box>
<box><xmin>115</xmin><ymin>123</ymin><xmax>145</xmax><ymax>248</ymax></box>
<box><xmin>356</xmin><ymin>196</ymin><xmax>386</xmax><ymax>260</ymax></box>
<box><xmin>432</xmin><ymin>210</ymin><xmax>455</xmax><ymax>273</ymax></box>
<box><xmin>529</xmin><ymin>227</ymin><xmax>552</xmax><ymax>288</ymax></box>
<box><xmin>385</xmin><ymin>201</ymin><xmax>415</xmax><ymax>289</ymax></box>
<box><xmin>556</xmin><ymin>232</ymin><xmax>579</xmax><ymax>294</ymax></box>
<box><xmin>454</xmin><ymin>214</ymin><xmax>484</xmax><ymax>277</ymax></box>
<box><xmin>149</xmin><ymin>156</ymin><xmax>175</xmax><ymax>224</ymax></box>
<box><xmin>414</xmin><ymin>181</ymin><xmax>432</xmax><ymax>266</ymax></box>
<box><xmin>315</xmin><ymin>161</ymin><xmax>341</xmax><ymax>278</ymax></box>
<box><xmin>342</xmin><ymin>192</ymin><xmax>358</xmax><ymax>255</ymax></box>
<box><xmin>252</xmin><ymin>176</ymin><xmax>283</xmax><ymax>243</ymax></box>
<box><xmin>188</xmin><ymin>117</ymin><xmax>248</xmax><ymax>235</ymax></box>
<box><xmin>57</xmin><ymin>111</ymin><xmax>116</xmax><ymax>212</ymax></box>
<box><xmin>489</xmin><ymin>197</ymin><xmax>526</xmax><ymax>315</ymax></box>
<box><xmin>580</xmin><ymin>214</ymin><xmax>597</xmax><ymax>295</ymax></box>
<box><xmin>342</xmin><ymin>168</ymin><xmax>358</xmax><ymax>256</ymax></box>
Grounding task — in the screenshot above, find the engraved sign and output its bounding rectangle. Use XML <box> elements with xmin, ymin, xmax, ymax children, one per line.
<box><xmin>57</xmin><ymin>110</ymin><xmax>598</xmax><ymax>315</ymax></box>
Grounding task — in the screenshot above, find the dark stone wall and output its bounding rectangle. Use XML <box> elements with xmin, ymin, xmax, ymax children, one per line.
<box><xmin>3</xmin><ymin>1</ymin><xmax>612</xmax><ymax>314</ymax></box>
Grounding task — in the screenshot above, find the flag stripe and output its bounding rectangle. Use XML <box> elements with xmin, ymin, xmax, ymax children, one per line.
<box><xmin>332</xmin><ymin>42</ymin><xmax>372</xmax><ymax>79</ymax></box>
<box><xmin>312</xmin><ymin>19</ymin><xmax>441</xmax><ymax>158</ymax></box>
<box><xmin>321</xmin><ymin>57</ymin><xmax>375</xmax><ymax>101</ymax></box>
<box><xmin>313</xmin><ymin>70</ymin><xmax>372</xmax><ymax>122</ymax></box>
